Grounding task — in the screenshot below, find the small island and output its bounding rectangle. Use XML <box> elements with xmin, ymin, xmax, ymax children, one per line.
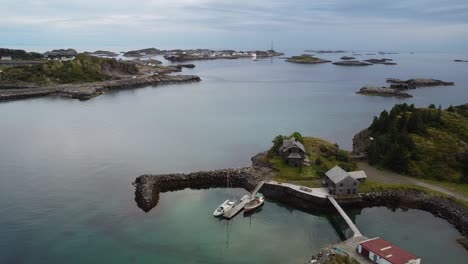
<box><xmin>356</xmin><ymin>86</ymin><xmax>413</xmax><ymax>98</ymax></box>
<box><xmin>387</xmin><ymin>78</ymin><xmax>455</xmax><ymax>89</ymax></box>
<box><xmin>332</xmin><ymin>60</ymin><xmax>372</xmax><ymax>66</ymax></box>
<box><xmin>286</xmin><ymin>54</ymin><xmax>331</xmax><ymax>64</ymax></box>
<box><xmin>0</xmin><ymin>51</ymin><xmax>201</xmax><ymax>101</ymax></box>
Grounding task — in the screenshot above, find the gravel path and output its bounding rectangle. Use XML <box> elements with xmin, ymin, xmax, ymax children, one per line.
<box><xmin>358</xmin><ymin>162</ymin><xmax>468</xmax><ymax>202</ymax></box>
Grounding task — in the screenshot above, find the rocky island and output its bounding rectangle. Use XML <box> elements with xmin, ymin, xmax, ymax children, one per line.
<box><xmin>356</xmin><ymin>86</ymin><xmax>413</xmax><ymax>98</ymax></box>
<box><xmin>83</xmin><ymin>50</ymin><xmax>119</xmax><ymax>57</ymax></box>
<box><xmin>387</xmin><ymin>78</ymin><xmax>455</xmax><ymax>89</ymax></box>
<box><xmin>0</xmin><ymin>52</ymin><xmax>201</xmax><ymax>101</ymax></box>
<box><xmin>332</xmin><ymin>60</ymin><xmax>373</xmax><ymax>66</ymax></box>
<box><xmin>285</xmin><ymin>54</ymin><xmax>331</xmax><ymax>64</ymax></box>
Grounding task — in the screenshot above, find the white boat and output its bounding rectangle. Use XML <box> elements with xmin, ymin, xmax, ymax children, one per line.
<box><xmin>244</xmin><ymin>193</ymin><xmax>265</xmax><ymax>213</ymax></box>
<box><xmin>213</xmin><ymin>200</ymin><xmax>235</xmax><ymax>217</ymax></box>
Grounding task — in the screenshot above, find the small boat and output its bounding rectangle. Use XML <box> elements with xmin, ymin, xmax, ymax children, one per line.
<box><xmin>244</xmin><ymin>193</ymin><xmax>265</xmax><ymax>213</ymax></box>
<box><xmin>213</xmin><ymin>200</ymin><xmax>235</xmax><ymax>217</ymax></box>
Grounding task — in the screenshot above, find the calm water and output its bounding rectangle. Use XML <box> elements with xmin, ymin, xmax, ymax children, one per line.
<box><xmin>0</xmin><ymin>51</ymin><xmax>467</xmax><ymax>263</ymax></box>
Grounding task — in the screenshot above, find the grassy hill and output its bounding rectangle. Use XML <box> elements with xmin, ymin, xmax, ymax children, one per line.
<box><xmin>0</xmin><ymin>54</ymin><xmax>138</xmax><ymax>85</ymax></box>
<box><xmin>364</xmin><ymin>103</ymin><xmax>468</xmax><ymax>183</ymax></box>
<box><xmin>267</xmin><ymin>133</ymin><xmax>357</xmax><ymax>187</ymax></box>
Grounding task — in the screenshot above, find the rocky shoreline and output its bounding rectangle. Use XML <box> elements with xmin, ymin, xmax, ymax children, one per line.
<box><xmin>0</xmin><ymin>74</ymin><xmax>201</xmax><ymax>101</ymax></box>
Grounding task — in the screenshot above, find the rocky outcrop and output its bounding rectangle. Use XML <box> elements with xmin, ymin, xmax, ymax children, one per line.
<box><xmin>83</xmin><ymin>50</ymin><xmax>119</xmax><ymax>57</ymax></box>
<box><xmin>386</xmin><ymin>78</ymin><xmax>455</xmax><ymax>89</ymax></box>
<box><xmin>363</xmin><ymin>58</ymin><xmax>397</xmax><ymax>65</ymax></box>
<box><xmin>332</xmin><ymin>60</ymin><xmax>372</xmax><ymax>66</ymax></box>
<box><xmin>0</xmin><ymin>74</ymin><xmax>201</xmax><ymax>101</ymax></box>
<box><xmin>171</xmin><ymin>64</ymin><xmax>196</xmax><ymax>69</ymax></box>
<box><xmin>356</xmin><ymin>86</ymin><xmax>412</xmax><ymax>98</ymax></box>
<box><xmin>454</xmin><ymin>60</ymin><xmax>468</xmax><ymax>62</ymax></box>
<box><xmin>43</xmin><ymin>49</ymin><xmax>77</xmax><ymax>57</ymax></box>
<box><xmin>123</xmin><ymin>48</ymin><xmax>161</xmax><ymax>57</ymax></box>
<box><xmin>340</xmin><ymin>56</ymin><xmax>355</xmax><ymax>60</ymax></box>
<box><xmin>351</xmin><ymin>129</ymin><xmax>371</xmax><ymax>159</ymax></box>
<box><xmin>286</xmin><ymin>55</ymin><xmax>331</xmax><ymax>64</ymax></box>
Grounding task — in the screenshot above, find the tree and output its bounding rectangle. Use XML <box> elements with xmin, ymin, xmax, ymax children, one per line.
<box><xmin>291</xmin><ymin>132</ymin><xmax>304</xmax><ymax>143</ymax></box>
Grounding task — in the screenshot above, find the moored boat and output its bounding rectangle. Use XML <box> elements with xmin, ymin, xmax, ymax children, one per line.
<box><xmin>213</xmin><ymin>200</ymin><xmax>235</xmax><ymax>217</ymax></box>
<box><xmin>244</xmin><ymin>193</ymin><xmax>265</xmax><ymax>213</ymax></box>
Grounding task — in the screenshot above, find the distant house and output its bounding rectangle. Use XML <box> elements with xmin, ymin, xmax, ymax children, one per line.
<box><xmin>324</xmin><ymin>165</ymin><xmax>367</xmax><ymax>195</ymax></box>
<box><xmin>278</xmin><ymin>137</ymin><xmax>310</xmax><ymax>167</ymax></box>
<box><xmin>1</xmin><ymin>56</ymin><xmax>12</xmax><ymax>61</ymax></box>
<box><xmin>358</xmin><ymin>237</ymin><xmax>421</xmax><ymax>264</ymax></box>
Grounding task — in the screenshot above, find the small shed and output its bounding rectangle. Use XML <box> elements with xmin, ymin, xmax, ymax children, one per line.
<box><xmin>358</xmin><ymin>237</ymin><xmax>421</xmax><ymax>264</ymax></box>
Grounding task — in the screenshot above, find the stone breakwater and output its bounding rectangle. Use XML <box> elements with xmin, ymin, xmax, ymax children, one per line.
<box><xmin>133</xmin><ymin>166</ymin><xmax>272</xmax><ymax>212</ymax></box>
<box><xmin>359</xmin><ymin>189</ymin><xmax>468</xmax><ymax>237</ymax></box>
<box><xmin>0</xmin><ymin>74</ymin><xmax>201</xmax><ymax>101</ymax></box>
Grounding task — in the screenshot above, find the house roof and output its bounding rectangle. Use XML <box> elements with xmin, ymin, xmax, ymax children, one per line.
<box><xmin>360</xmin><ymin>237</ymin><xmax>420</xmax><ymax>264</ymax></box>
<box><xmin>287</xmin><ymin>153</ymin><xmax>302</xmax><ymax>159</ymax></box>
<box><xmin>348</xmin><ymin>171</ymin><xmax>367</xmax><ymax>180</ymax></box>
<box><xmin>281</xmin><ymin>137</ymin><xmax>306</xmax><ymax>153</ymax></box>
<box><xmin>325</xmin><ymin>165</ymin><xmax>350</xmax><ymax>183</ymax></box>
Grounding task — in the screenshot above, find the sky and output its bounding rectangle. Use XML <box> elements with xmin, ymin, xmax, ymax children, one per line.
<box><xmin>1</xmin><ymin>0</ymin><xmax>468</xmax><ymax>52</ymax></box>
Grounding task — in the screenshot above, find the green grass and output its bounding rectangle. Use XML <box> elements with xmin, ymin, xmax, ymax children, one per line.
<box><xmin>359</xmin><ymin>180</ymin><xmax>468</xmax><ymax>207</ymax></box>
<box><xmin>419</xmin><ymin>179</ymin><xmax>468</xmax><ymax>197</ymax></box>
<box><xmin>270</xmin><ymin>137</ymin><xmax>357</xmax><ymax>187</ymax></box>
<box><xmin>287</xmin><ymin>54</ymin><xmax>325</xmax><ymax>62</ymax></box>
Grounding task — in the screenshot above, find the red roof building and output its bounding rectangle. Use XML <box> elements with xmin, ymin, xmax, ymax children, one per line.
<box><xmin>358</xmin><ymin>237</ymin><xmax>421</xmax><ymax>264</ymax></box>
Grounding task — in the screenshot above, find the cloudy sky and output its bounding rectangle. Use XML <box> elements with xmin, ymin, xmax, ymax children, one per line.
<box><xmin>1</xmin><ymin>0</ymin><xmax>468</xmax><ymax>52</ymax></box>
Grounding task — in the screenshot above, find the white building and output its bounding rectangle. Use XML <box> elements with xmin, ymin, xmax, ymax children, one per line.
<box><xmin>358</xmin><ymin>237</ymin><xmax>421</xmax><ymax>264</ymax></box>
<box><xmin>1</xmin><ymin>56</ymin><xmax>12</xmax><ymax>61</ymax></box>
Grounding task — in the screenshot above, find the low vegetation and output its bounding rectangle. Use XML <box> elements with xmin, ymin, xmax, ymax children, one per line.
<box><xmin>324</xmin><ymin>255</ymin><xmax>359</xmax><ymax>264</ymax></box>
<box><xmin>286</xmin><ymin>54</ymin><xmax>330</xmax><ymax>63</ymax></box>
<box><xmin>0</xmin><ymin>54</ymin><xmax>138</xmax><ymax>85</ymax></box>
<box><xmin>268</xmin><ymin>133</ymin><xmax>357</xmax><ymax>186</ymax></box>
<box><xmin>366</xmin><ymin>103</ymin><xmax>468</xmax><ymax>183</ymax></box>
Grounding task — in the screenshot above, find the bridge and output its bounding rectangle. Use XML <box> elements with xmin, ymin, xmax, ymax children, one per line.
<box><xmin>327</xmin><ymin>196</ymin><xmax>363</xmax><ymax>237</ymax></box>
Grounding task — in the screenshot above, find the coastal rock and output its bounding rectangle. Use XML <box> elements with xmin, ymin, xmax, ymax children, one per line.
<box><xmin>386</xmin><ymin>78</ymin><xmax>455</xmax><ymax>88</ymax></box>
<box><xmin>332</xmin><ymin>60</ymin><xmax>372</xmax><ymax>66</ymax></box>
<box><xmin>173</xmin><ymin>63</ymin><xmax>196</xmax><ymax>69</ymax></box>
<box><xmin>0</xmin><ymin>74</ymin><xmax>201</xmax><ymax>101</ymax></box>
<box><xmin>351</xmin><ymin>129</ymin><xmax>371</xmax><ymax>159</ymax></box>
<box><xmin>43</xmin><ymin>49</ymin><xmax>78</xmax><ymax>57</ymax></box>
<box><xmin>364</xmin><ymin>58</ymin><xmax>397</xmax><ymax>65</ymax></box>
<box><xmin>340</xmin><ymin>56</ymin><xmax>355</xmax><ymax>60</ymax></box>
<box><xmin>83</xmin><ymin>50</ymin><xmax>119</xmax><ymax>57</ymax></box>
<box><xmin>356</xmin><ymin>86</ymin><xmax>412</xmax><ymax>98</ymax></box>
<box><xmin>123</xmin><ymin>48</ymin><xmax>161</xmax><ymax>57</ymax></box>
<box><xmin>359</xmin><ymin>189</ymin><xmax>468</xmax><ymax>237</ymax></box>
<box><xmin>286</xmin><ymin>55</ymin><xmax>331</xmax><ymax>64</ymax></box>
<box><xmin>454</xmin><ymin>60</ymin><xmax>468</xmax><ymax>62</ymax></box>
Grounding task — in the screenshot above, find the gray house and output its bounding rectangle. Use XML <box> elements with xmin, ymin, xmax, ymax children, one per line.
<box><xmin>325</xmin><ymin>166</ymin><xmax>367</xmax><ymax>195</ymax></box>
<box><xmin>278</xmin><ymin>137</ymin><xmax>310</xmax><ymax>167</ymax></box>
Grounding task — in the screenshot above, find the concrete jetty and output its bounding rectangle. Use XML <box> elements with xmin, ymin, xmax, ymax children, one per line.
<box><xmin>327</xmin><ymin>195</ymin><xmax>363</xmax><ymax>237</ymax></box>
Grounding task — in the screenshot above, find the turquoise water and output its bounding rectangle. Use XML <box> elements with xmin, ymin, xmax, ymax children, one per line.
<box><xmin>0</xmin><ymin>51</ymin><xmax>468</xmax><ymax>263</ymax></box>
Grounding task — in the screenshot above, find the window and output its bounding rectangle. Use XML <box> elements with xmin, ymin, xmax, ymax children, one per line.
<box><xmin>340</xmin><ymin>183</ymin><xmax>343</xmax><ymax>187</ymax></box>
<box><xmin>353</xmin><ymin>182</ymin><xmax>357</xmax><ymax>186</ymax></box>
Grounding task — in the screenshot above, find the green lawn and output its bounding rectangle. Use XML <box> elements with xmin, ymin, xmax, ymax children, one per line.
<box><xmin>270</xmin><ymin>137</ymin><xmax>357</xmax><ymax>188</ymax></box>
